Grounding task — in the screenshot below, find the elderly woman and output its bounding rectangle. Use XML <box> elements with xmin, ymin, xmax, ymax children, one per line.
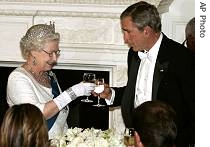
<box><xmin>0</xmin><ymin>103</ymin><xmax>50</xmax><ymax>147</ymax></box>
<box><xmin>6</xmin><ymin>23</ymin><xmax>95</xmax><ymax>139</ymax></box>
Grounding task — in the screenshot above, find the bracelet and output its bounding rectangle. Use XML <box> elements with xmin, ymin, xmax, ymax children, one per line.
<box><xmin>66</xmin><ymin>87</ymin><xmax>77</xmax><ymax>101</ymax></box>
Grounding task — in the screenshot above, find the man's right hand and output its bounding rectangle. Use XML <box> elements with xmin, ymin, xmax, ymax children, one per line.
<box><xmin>92</xmin><ymin>83</ymin><xmax>112</xmax><ymax>100</ymax></box>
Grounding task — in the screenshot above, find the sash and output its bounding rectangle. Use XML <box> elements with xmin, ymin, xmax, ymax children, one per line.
<box><xmin>47</xmin><ymin>72</ymin><xmax>60</xmax><ymax>130</ymax></box>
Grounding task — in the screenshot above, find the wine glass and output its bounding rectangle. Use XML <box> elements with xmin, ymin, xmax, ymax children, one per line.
<box><xmin>50</xmin><ymin>139</ymin><xmax>60</xmax><ymax>147</ymax></box>
<box><xmin>124</xmin><ymin>128</ymin><xmax>135</xmax><ymax>146</ymax></box>
<box><xmin>93</xmin><ymin>78</ymin><xmax>105</xmax><ymax>107</ymax></box>
<box><xmin>81</xmin><ymin>73</ymin><xmax>96</xmax><ymax>103</ymax></box>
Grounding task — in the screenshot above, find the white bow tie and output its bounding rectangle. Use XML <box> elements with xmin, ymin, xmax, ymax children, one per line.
<box><xmin>138</xmin><ymin>50</ymin><xmax>153</xmax><ymax>61</ymax></box>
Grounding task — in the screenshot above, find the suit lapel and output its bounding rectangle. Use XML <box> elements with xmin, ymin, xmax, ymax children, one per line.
<box><xmin>121</xmin><ymin>51</ymin><xmax>140</xmax><ymax>127</ymax></box>
<box><xmin>124</xmin><ymin>50</ymin><xmax>140</xmax><ymax>106</ymax></box>
<box><xmin>152</xmin><ymin>59</ymin><xmax>170</xmax><ymax>100</ymax></box>
<box><xmin>152</xmin><ymin>33</ymin><xmax>171</xmax><ymax>100</ymax></box>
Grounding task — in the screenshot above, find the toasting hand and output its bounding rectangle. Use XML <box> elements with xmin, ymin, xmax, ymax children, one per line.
<box><xmin>92</xmin><ymin>83</ymin><xmax>112</xmax><ymax>100</ymax></box>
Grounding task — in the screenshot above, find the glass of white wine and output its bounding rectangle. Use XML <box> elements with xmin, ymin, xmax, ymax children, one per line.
<box><xmin>93</xmin><ymin>78</ymin><xmax>105</xmax><ymax>107</ymax></box>
<box><xmin>50</xmin><ymin>139</ymin><xmax>60</xmax><ymax>147</ymax></box>
<box><xmin>124</xmin><ymin>128</ymin><xmax>135</xmax><ymax>146</ymax></box>
<box><xmin>81</xmin><ymin>73</ymin><xmax>96</xmax><ymax>103</ymax></box>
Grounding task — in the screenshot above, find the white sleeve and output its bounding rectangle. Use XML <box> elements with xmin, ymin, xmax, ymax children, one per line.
<box><xmin>7</xmin><ymin>71</ymin><xmax>45</xmax><ymax>111</ymax></box>
<box><xmin>105</xmin><ymin>88</ymin><xmax>115</xmax><ymax>105</ymax></box>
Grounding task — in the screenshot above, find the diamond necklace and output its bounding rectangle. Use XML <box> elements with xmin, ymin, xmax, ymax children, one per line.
<box><xmin>23</xmin><ymin>63</ymin><xmax>51</xmax><ymax>88</ymax></box>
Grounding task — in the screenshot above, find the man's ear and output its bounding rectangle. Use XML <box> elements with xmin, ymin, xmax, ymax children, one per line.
<box><xmin>143</xmin><ymin>26</ymin><xmax>148</xmax><ymax>35</ymax></box>
<box><xmin>143</xmin><ymin>26</ymin><xmax>153</xmax><ymax>36</ymax></box>
<box><xmin>134</xmin><ymin>131</ymin><xmax>143</xmax><ymax>147</ymax></box>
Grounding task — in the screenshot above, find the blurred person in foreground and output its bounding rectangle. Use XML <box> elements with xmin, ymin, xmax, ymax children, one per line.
<box><xmin>6</xmin><ymin>23</ymin><xmax>95</xmax><ymax>139</ymax></box>
<box><xmin>0</xmin><ymin>103</ymin><xmax>50</xmax><ymax>147</ymax></box>
<box><xmin>132</xmin><ymin>101</ymin><xmax>177</xmax><ymax>147</ymax></box>
<box><xmin>96</xmin><ymin>1</ymin><xmax>194</xmax><ymax>147</ymax></box>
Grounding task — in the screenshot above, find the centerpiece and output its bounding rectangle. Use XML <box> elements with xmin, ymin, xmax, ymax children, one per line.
<box><xmin>57</xmin><ymin>127</ymin><xmax>125</xmax><ymax>147</ymax></box>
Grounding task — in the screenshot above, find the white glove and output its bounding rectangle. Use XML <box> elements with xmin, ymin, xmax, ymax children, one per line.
<box><xmin>71</xmin><ymin>82</ymin><xmax>96</xmax><ymax>97</ymax></box>
<box><xmin>53</xmin><ymin>82</ymin><xmax>95</xmax><ymax>110</ymax></box>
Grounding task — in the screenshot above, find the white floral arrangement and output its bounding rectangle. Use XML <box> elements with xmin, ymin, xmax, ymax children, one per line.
<box><xmin>59</xmin><ymin>127</ymin><xmax>125</xmax><ymax>147</ymax></box>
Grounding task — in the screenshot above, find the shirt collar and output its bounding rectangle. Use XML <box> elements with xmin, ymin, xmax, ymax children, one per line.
<box><xmin>138</xmin><ymin>33</ymin><xmax>163</xmax><ymax>61</ymax></box>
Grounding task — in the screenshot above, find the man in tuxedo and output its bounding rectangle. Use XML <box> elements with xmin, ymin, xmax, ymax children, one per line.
<box><xmin>98</xmin><ymin>1</ymin><xmax>195</xmax><ymax>147</ymax></box>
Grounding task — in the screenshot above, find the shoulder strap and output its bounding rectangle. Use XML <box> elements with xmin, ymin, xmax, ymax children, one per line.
<box><xmin>47</xmin><ymin>71</ymin><xmax>60</xmax><ymax>130</ymax></box>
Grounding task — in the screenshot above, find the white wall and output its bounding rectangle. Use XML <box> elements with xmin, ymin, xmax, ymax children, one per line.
<box><xmin>162</xmin><ymin>0</ymin><xmax>195</xmax><ymax>43</ymax></box>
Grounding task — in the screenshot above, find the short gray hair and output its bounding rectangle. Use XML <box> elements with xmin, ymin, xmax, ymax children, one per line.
<box><xmin>120</xmin><ymin>1</ymin><xmax>161</xmax><ymax>32</ymax></box>
<box><xmin>20</xmin><ymin>23</ymin><xmax>60</xmax><ymax>60</ymax></box>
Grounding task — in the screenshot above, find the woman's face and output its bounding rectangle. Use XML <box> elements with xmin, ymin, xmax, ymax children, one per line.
<box><xmin>32</xmin><ymin>40</ymin><xmax>60</xmax><ymax>72</ymax></box>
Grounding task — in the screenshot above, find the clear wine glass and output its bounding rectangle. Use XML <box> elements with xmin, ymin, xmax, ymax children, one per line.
<box><xmin>124</xmin><ymin>128</ymin><xmax>135</xmax><ymax>146</ymax></box>
<box><xmin>93</xmin><ymin>78</ymin><xmax>105</xmax><ymax>107</ymax></box>
<box><xmin>50</xmin><ymin>139</ymin><xmax>60</xmax><ymax>147</ymax></box>
<box><xmin>81</xmin><ymin>73</ymin><xmax>96</xmax><ymax>103</ymax></box>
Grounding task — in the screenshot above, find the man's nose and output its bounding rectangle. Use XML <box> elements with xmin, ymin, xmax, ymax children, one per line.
<box><xmin>123</xmin><ymin>34</ymin><xmax>129</xmax><ymax>44</ymax></box>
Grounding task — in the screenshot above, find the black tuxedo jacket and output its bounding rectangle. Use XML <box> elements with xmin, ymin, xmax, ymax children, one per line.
<box><xmin>112</xmin><ymin>33</ymin><xmax>195</xmax><ymax>147</ymax></box>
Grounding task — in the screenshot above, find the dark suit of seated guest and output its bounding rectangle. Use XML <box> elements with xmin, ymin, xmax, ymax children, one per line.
<box><xmin>0</xmin><ymin>103</ymin><xmax>50</xmax><ymax>147</ymax></box>
<box><xmin>132</xmin><ymin>101</ymin><xmax>177</xmax><ymax>147</ymax></box>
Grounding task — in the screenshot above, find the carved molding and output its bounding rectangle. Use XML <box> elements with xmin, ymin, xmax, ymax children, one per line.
<box><xmin>0</xmin><ymin>9</ymin><xmax>36</xmax><ymax>16</ymax></box>
<box><xmin>158</xmin><ymin>0</ymin><xmax>174</xmax><ymax>13</ymax></box>
<box><xmin>0</xmin><ymin>0</ymin><xmax>174</xmax><ymax>17</ymax></box>
<box><xmin>0</xmin><ymin>10</ymin><xmax>121</xmax><ymax>18</ymax></box>
<box><xmin>1</xmin><ymin>0</ymin><xmax>162</xmax><ymax>5</ymax></box>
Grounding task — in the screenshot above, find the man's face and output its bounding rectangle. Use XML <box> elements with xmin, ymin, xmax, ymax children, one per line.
<box><xmin>121</xmin><ymin>16</ymin><xmax>147</xmax><ymax>52</ymax></box>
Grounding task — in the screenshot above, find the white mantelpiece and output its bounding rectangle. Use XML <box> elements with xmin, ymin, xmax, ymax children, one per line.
<box><xmin>0</xmin><ymin>0</ymin><xmax>194</xmax><ymax>133</ymax></box>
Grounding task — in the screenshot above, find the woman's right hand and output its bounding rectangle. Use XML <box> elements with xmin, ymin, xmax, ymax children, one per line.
<box><xmin>53</xmin><ymin>82</ymin><xmax>95</xmax><ymax>111</ymax></box>
<box><xmin>71</xmin><ymin>82</ymin><xmax>96</xmax><ymax>97</ymax></box>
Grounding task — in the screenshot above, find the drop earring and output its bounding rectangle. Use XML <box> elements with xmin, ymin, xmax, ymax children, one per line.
<box><xmin>33</xmin><ymin>56</ymin><xmax>37</xmax><ymax>66</ymax></box>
